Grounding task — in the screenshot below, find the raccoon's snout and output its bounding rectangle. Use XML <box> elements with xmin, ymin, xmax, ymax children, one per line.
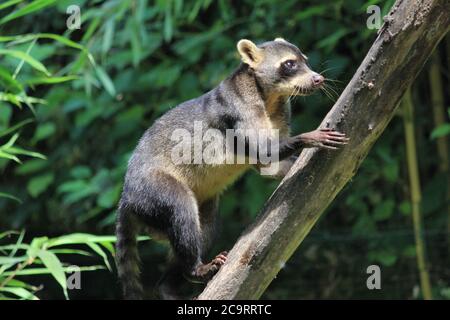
<box><xmin>311</xmin><ymin>74</ymin><xmax>324</xmax><ymax>87</ymax></box>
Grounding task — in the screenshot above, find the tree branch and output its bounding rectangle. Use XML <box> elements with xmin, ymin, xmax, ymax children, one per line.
<box><xmin>199</xmin><ymin>0</ymin><xmax>449</xmax><ymax>300</ymax></box>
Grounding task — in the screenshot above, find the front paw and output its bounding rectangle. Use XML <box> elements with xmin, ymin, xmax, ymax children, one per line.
<box><xmin>300</xmin><ymin>128</ymin><xmax>349</xmax><ymax>150</ymax></box>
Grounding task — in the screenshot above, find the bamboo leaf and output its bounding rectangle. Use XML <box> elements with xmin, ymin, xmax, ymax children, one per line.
<box><xmin>7</xmin><ymin>146</ymin><xmax>46</xmax><ymax>159</ymax></box>
<box><xmin>0</xmin><ymin>49</ymin><xmax>50</xmax><ymax>76</ymax></box>
<box><xmin>430</xmin><ymin>123</ymin><xmax>450</xmax><ymax>139</ymax></box>
<box><xmin>0</xmin><ymin>0</ymin><xmax>56</xmax><ymax>25</ymax></box>
<box><xmin>0</xmin><ymin>287</ymin><xmax>39</xmax><ymax>300</ymax></box>
<box><xmin>1</xmin><ymin>132</ymin><xmax>19</xmax><ymax>148</ymax></box>
<box><xmin>0</xmin><ymin>151</ymin><xmax>20</xmax><ymax>163</ymax></box>
<box><xmin>2</xmin><ymin>265</ymin><xmax>105</xmax><ymax>276</ymax></box>
<box><xmin>0</xmin><ymin>0</ymin><xmax>23</xmax><ymax>11</ymax></box>
<box><xmin>27</xmin><ymin>173</ymin><xmax>54</xmax><ymax>198</ymax></box>
<box><xmin>0</xmin><ymin>230</ymin><xmax>20</xmax><ymax>240</ymax></box>
<box><xmin>86</xmin><ymin>242</ymin><xmax>111</xmax><ymax>271</ymax></box>
<box><xmin>94</xmin><ymin>66</ymin><xmax>116</xmax><ymax>96</ymax></box>
<box><xmin>25</xmin><ymin>75</ymin><xmax>79</xmax><ymax>85</ymax></box>
<box><xmin>36</xmin><ymin>249</ymin><xmax>67</xmax><ymax>299</ymax></box>
<box><xmin>49</xmin><ymin>249</ymin><xmax>92</xmax><ymax>256</ymax></box>
<box><xmin>0</xmin><ymin>119</ymin><xmax>34</xmax><ymax>139</ymax></box>
<box><xmin>0</xmin><ymin>66</ymin><xmax>23</xmax><ymax>93</ymax></box>
<box><xmin>0</xmin><ymin>192</ymin><xmax>22</xmax><ymax>203</ymax></box>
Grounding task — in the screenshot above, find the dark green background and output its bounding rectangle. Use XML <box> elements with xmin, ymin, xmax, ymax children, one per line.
<box><xmin>0</xmin><ymin>0</ymin><xmax>448</xmax><ymax>299</ymax></box>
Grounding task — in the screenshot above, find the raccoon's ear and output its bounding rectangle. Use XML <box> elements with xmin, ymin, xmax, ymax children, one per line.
<box><xmin>237</xmin><ymin>39</ymin><xmax>263</xmax><ymax>67</ymax></box>
<box><xmin>274</xmin><ymin>37</ymin><xmax>287</xmax><ymax>43</ymax></box>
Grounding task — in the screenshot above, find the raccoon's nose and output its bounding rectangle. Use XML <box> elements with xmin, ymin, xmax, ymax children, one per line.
<box><xmin>312</xmin><ymin>74</ymin><xmax>324</xmax><ymax>86</ymax></box>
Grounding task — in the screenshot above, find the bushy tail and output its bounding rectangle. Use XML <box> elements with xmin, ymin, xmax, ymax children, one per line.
<box><xmin>115</xmin><ymin>204</ymin><xmax>143</xmax><ymax>299</ymax></box>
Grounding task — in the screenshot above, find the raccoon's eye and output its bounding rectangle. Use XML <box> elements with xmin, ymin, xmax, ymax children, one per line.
<box><xmin>282</xmin><ymin>60</ymin><xmax>298</xmax><ymax>70</ymax></box>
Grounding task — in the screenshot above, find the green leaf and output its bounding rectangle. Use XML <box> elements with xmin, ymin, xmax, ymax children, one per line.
<box><xmin>402</xmin><ymin>245</ymin><xmax>416</xmax><ymax>258</ymax></box>
<box><xmin>36</xmin><ymin>249</ymin><xmax>67</xmax><ymax>299</ymax></box>
<box><xmin>2</xmin><ymin>279</ymin><xmax>34</xmax><ymax>290</ymax></box>
<box><xmin>46</xmin><ymin>233</ymin><xmax>117</xmax><ymax>247</ymax></box>
<box><xmin>0</xmin><ymin>33</ymin><xmax>87</xmax><ymax>53</ymax></box>
<box><xmin>9</xmin><ymin>229</ymin><xmax>25</xmax><ymax>258</ymax></box>
<box><xmin>94</xmin><ymin>66</ymin><xmax>116</xmax><ymax>96</ymax></box>
<box><xmin>399</xmin><ymin>201</ymin><xmax>411</xmax><ymax>216</ymax></box>
<box><xmin>0</xmin><ymin>0</ymin><xmax>57</xmax><ymax>25</ymax></box>
<box><xmin>0</xmin><ymin>92</ymin><xmax>46</xmax><ymax>106</ymax></box>
<box><xmin>25</xmin><ymin>75</ymin><xmax>79</xmax><ymax>85</ymax></box>
<box><xmin>0</xmin><ymin>287</ymin><xmax>38</xmax><ymax>300</ymax></box>
<box><xmin>15</xmin><ymin>159</ymin><xmax>47</xmax><ymax>175</ymax></box>
<box><xmin>86</xmin><ymin>242</ymin><xmax>111</xmax><ymax>271</ymax></box>
<box><xmin>129</xmin><ymin>22</ymin><xmax>142</xmax><ymax>66</ymax></box>
<box><xmin>46</xmin><ymin>233</ymin><xmax>149</xmax><ymax>247</ymax></box>
<box><xmin>29</xmin><ymin>236</ymin><xmax>48</xmax><ymax>251</ymax></box>
<box><xmin>1</xmin><ymin>132</ymin><xmax>19</xmax><ymax>148</ymax></box>
<box><xmin>430</xmin><ymin>123</ymin><xmax>450</xmax><ymax>139</ymax></box>
<box><xmin>0</xmin><ymin>0</ymin><xmax>23</xmax><ymax>11</ymax></box>
<box><xmin>31</xmin><ymin>33</ymin><xmax>84</xmax><ymax>51</ymax></box>
<box><xmin>163</xmin><ymin>4</ymin><xmax>173</xmax><ymax>42</ymax></box>
<box><xmin>0</xmin><ymin>151</ymin><xmax>20</xmax><ymax>163</ymax></box>
<box><xmin>0</xmin><ymin>256</ymin><xmax>27</xmax><ymax>264</ymax></box>
<box><xmin>0</xmin><ymin>92</ymin><xmax>21</xmax><ymax>107</ymax></box>
<box><xmin>368</xmin><ymin>249</ymin><xmax>397</xmax><ymax>267</ymax></box>
<box><xmin>7</xmin><ymin>146</ymin><xmax>46</xmax><ymax>159</ymax></box>
<box><xmin>382</xmin><ymin>162</ymin><xmax>398</xmax><ymax>183</ymax></box>
<box><xmin>0</xmin><ymin>230</ymin><xmax>19</xmax><ymax>240</ymax></box>
<box><xmin>0</xmin><ymin>192</ymin><xmax>22</xmax><ymax>203</ymax></box>
<box><xmin>27</xmin><ymin>173</ymin><xmax>54</xmax><ymax>197</ymax></box>
<box><xmin>97</xmin><ymin>185</ymin><xmax>121</xmax><ymax>209</ymax></box>
<box><xmin>0</xmin><ymin>49</ymin><xmax>50</xmax><ymax>76</ymax></box>
<box><xmin>32</xmin><ymin>122</ymin><xmax>56</xmax><ymax>143</ymax></box>
<box><xmin>2</xmin><ymin>265</ymin><xmax>105</xmax><ymax>276</ymax></box>
<box><xmin>0</xmin><ymin>66</ymin><xmax>23</xmax><ymax>93</ymax></box>
<box><xmin>70</xmin><ymin>166</ymin><xmax>92</xmax><ymax>179</ymax></box>
<box><xmin>317</xmin><ymin>29</ymin><xmax>350</xmax><ymax>52</ymax></box>
<box><xmin>0</xmin><ymin>243</ymin><xmax>29</xmax><ymax>251</ymax></box>
<box><xmin>373</xmin><ymin>199</ymin><xmax>395</xmax><ymax>221</ymax></box>
<box><xmin>57</xmin><ymin>180</ymin><xmax>88</xmax><ymax>193</ymax></box>
<box><xmin>294</xmin><ymin>5</ymin><xmax>327</xmax><ymax>20</ymax></box>
<box><xmin>0</xmin><ymin>118</ymin><xmax>34</xmax><ymax>139</ymax></box>
<box><xmin>49</xmin><ymin>249</ymin><xmax>92</xmax><ymax>256</ymax></box>
<box><xmin>102</xmin><ymin>20</ymin><xmax>115</xmax><ymax>54</ymax></box>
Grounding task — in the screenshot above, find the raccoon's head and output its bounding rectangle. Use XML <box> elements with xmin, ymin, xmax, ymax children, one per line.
<box><xmin>237</xmin><ymin>38</ymin><xmax>324</xmax><ymax>96</ymax></box>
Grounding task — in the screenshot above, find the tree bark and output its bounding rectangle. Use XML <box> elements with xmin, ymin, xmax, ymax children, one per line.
<box><xmin>198</xmin><ymin>0</ymin><xmax>449</xmax><ymax>300</ymax></box>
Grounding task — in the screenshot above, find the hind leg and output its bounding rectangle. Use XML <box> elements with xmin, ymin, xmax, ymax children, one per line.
<box><xmin>127</xmin><ymin>170</ymin><xmax>225</xmax><ymax>294</ymax></box>
<box><xmin>166</xmin><ymin>194</ymin><xmax>225</xmax><ymax>283</ymax></box>
<box><xmin>156</xmin><ymin>260</ymin><xmax>185</xmax><ymax>300</ymax></box>
<box><xmin>199</xmin><ymin>196</ymin><xmax>219</xmax><ymax>256</ymax></box>
<box><xmin>157</xmin><ymin>198</ymin><xmax>227</xmax><ymax>300</ymax></box>
<box><xmin>199</xmin><ymin>196</ymin><xmax>228</xmax><ymax>264</ymax></box>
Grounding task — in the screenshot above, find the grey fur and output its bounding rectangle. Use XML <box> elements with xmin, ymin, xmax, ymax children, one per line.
<box><xmin>115</xmin><ymin>38</ymin><xmax>344</xmax><ymax>299</ymax></box>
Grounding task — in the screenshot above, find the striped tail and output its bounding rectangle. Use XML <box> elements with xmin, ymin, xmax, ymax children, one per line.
<box><xmin>115</xmin><ymin>204</ymin><xmax>143</xmax><ymax>299</ymax></box>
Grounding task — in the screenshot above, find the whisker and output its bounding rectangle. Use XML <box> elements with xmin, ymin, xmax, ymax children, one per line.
<box><xmin>286</xmin><ymin>85</ymin><xmax>297</xmax><ymax>105</ymax></box>
<box><xmin>320</xmin><ymin>86</ymin><xmax>335</xmax><ymax>102</ymax></box>
<box><xmin>323</xmin><ymin>86</ymin><xmax>338</xmax><ymax>101</ymax></box>
<box><xmin>324</xmin><ymin>78</ymin><xmax>344</xmax><ymax>84</ymax></box>
<box><xmin>319</xmin><ymin>66</ymin><xmax>341</xmax><ymax>75</ymax></box>
<box><xmin>323</xmin><ymin>83</ymin><xmax>340</xmax><ymax>99</ymax></box>
<box><xmin>293</xmin><ymin>85</ymin><xmax>301</xmax><ymax>103</ymax></box>
<box><xmin>323</xmin><ymin>79</ymin><xmax>342</xmax><ymax>96</ymax></box>
<box><xmin>290</xmin><ymin>86</ymin><xmax>301</xmax><ymax>104</ymax></box>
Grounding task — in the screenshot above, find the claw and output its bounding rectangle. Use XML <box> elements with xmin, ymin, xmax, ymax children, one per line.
<box><xmin>213</xmin><ymin>252</ymin><xmax>228</xmax><ymax>266</ymax></box>
<box><xmin>325</xmin><ymin>135</ymin><xmax>349</xmax><ymax>142</ymax></box>
<box><xmin>327</xmin><ymin>131</ymin><xmax>346</xmax><ymax>137</ymax></box>
<box><xmin>325</xmin><ymin>139</ymin><xmax>348</xmax><ymax>145</ymax></box>
<box><xmin>319</xmin><ymin>143</ymin><xmax>338</xmax><ymax>150</ymax></box>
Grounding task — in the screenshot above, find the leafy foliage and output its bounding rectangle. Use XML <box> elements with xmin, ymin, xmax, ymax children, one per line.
<box><xmin>0</xmin><ymin>231</ymin><xmax>114</xmax><ymax>300</ymax></box>
<box><xmin>0</xmin><ymin>0</ymin><xmax>448</xmax><ymax>299</ymax></box>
